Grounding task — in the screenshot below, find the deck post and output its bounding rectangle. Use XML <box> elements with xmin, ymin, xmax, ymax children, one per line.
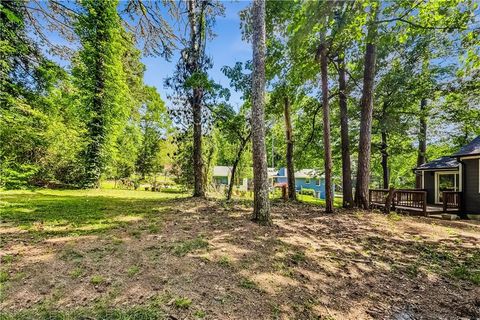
<box><xmin>423</xmin><ymin>191</ymin><xmax>427</xmax><ymax>216</ymax></box>
<box><xmin>368</xmin><ymin>189</ymin><xmax>372</xmax><ymax>209</ymax></box>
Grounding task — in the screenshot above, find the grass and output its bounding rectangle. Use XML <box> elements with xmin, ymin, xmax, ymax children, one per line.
<box><xmin>90</xmin><ymin>275</ymin><xmax>105</xmax><ymax>285</ymax></box>
<box><xmin>174</xmin><ymin>297</ymin><xmax>192</xmax><ymax>309</ymax></box>
<box><xmin>127</xmin><ymin>266</ymin><xmax>140</xmax><ymax>277</ymax></box>
<box><xmin>1</xmin><ymin>187</ymin><xmax>479</xmax><ymax>319</ymax></box>
<box><xmin>171</xmin><ymin>237</ymin><xmax>209</xmax><ymax>256</ymax></box>
<box><xmin>0</xmin><ymin>189</ymin><xmax>187</xmax><ymax>239</ymax></box>
<box><xmin>0</xmin><ymin>305</ymin><xmax>167</xmax><ymax>319</ymax></box>
<box><xmin>0</xmin><ymin>271</ymin><xmax>9</xmax><ymax>283</ymax></box>
<box><xmin>239</xmin><ymin>278</ymin><xmax>257</xmax><ymax>289</ymax></box>
<box><xmin>297</xmin><ymin>194</ymin><xmax>343</xmax><ymax>208</ymax></box>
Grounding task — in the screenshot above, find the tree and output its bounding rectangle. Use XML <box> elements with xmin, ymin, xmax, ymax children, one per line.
<box><xmin>74</xmin><ymin>0</ymin><xmax>127</xmax><ymax>188</ymax></box>
<box><xmin>318</xmin><ymin>36</ymin><xmax>334</xmax><ymax>213</ymax></box>
<box><xmin>251</xmin><ymin>0</ymin><xmax>270</xmax><ymax>225</ymax></box>
<box><xmin>336</xmin><ymin>52</ymin><xmax>354</xmax><ymax>207</ymax></box>
<box><xmin>354</xmin><ymin>4</ymin><xmax>378</xmax><ymax>209</ymax></box>
<box><xmin>136</xmin><ymin>86</ymin><xmax>170</xmax><ymax>179</ymax></box>
<box><xmin>165</xmin><ymin>0</ymin><xmax>225</xmax><ymax>198</ymax></box>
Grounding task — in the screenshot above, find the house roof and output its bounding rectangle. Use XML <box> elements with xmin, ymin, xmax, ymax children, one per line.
<box><xmin>451</xmin><ymin>135</ymin><xmax>480</xmax><ymax>157</ymax></box>
<box><xmin>415</xmin><ymin>156</ymin><xmax>459</xmax><ymax>171</ymax></box>
<box><xmin>294</xmin><ymin>169</ymin><xmax>323</xmax><ymax>179</ymax></box>
<box><xmin>213</xmin><ymin>166</ymin><xmax>231</xmax><ymax>177</ymax></box>
<box><xmin>267</xmin><ymin>168</ymin><xmax>277</xmax><ymax>178</ymax></box>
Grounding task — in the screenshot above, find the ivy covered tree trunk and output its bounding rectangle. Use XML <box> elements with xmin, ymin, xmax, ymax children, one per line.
<box><xmin>77</xmin><ymin>0</ymin><xmax>123</xmax><ymax>188</ymax></box>
<box><xmin>416</xmin><ymin>98</ymin><xmax>427</xmax><ymax>189</ymax></box>
<box><xmin>251</xmin><ymin>0</ymin><xmax>270</xmax><ymax>225</ymax></box>
<box><xmin>355</xmin><ymin>10</ymin><xmax>378</xmax><ymax>209</ymax></box>
<box><xmin>283</xmin><ymin>96</ymin><xmax>296</xmax><ymax>201</ymax></box>
<box><xmin>337</xmin><ymin>54</ymin><xmax>354</xmax><ymax>208</ymax></box>
<box><xmin>319</xmin><ymin>41</ymin><xmax>333</xmax><ymax>213</ymax></box>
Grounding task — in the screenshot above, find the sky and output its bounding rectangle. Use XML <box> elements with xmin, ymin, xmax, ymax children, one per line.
<box><xmin>140</xmin><ymin>1</ymin><xmax>251</xmax><ymax>108</ymax></box>
<box><xmin>37</xmin><ymin>1</ymin><xmax>252</xmax><ymax>108</ymax></box>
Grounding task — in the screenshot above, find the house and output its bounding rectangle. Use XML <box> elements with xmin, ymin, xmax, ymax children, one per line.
<box><xmin>414</xmin><ymin>135</ymin><xmax>480</xmax><ymax>215</ymax></box>
<box><xmin>275</xmin><ymin>167</ymin><xmax>327</xmax><ymax>199</ymax></box>
<box><xmin>212</xmin><ymin>166</ymin><xmax>249</xmax><ymax>190</ymax></box>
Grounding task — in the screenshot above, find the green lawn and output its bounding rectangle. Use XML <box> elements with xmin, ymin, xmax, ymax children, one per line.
<box><xmin>297</xmin><ymin>194</ymin><xmax>343</xmax><ymax>207</ymax></box>
<box><xmin>0</xmin><ymin>188</ymin><xmax>187</xmax><ymax>237</ymax></box>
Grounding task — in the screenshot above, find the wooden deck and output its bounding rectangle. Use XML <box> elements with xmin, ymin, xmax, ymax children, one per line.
<box><xmin>372</xmin><ymin>203</ymin><xmax>457</xmax><ymax>215</ymax></box>
<box><xmin>369</xmin><ymin>189</ymin><xmax>461</xmax><ymax>216</ymax></box>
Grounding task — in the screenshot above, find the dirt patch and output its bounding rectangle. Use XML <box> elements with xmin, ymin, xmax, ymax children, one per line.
<box><xmin>1</xmin><ymin>196</ymin><xmax>479</xmax><ymax>319</ymax></box>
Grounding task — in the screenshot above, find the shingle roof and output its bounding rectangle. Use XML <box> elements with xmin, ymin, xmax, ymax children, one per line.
<box><xmin>294</xmin><ymin>169</ymin><xmax>323</xmax><ymax>178</ymax></box>
<box><xmin>415</xmin><ymin>156</ymin><xmax>459</xmax><ymax>171</ymax></box>
<box><xmin>213</xmin><ymin>166</ymin><xmax>231</xmax><ymax>177</ymax></box>
<box><xmin>452</xmin><ymin>135</ymin><xmax>480</xmax><ymax>157</ymax></box>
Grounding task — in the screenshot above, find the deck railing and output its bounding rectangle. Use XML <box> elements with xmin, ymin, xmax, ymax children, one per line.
<box><xmin>369</xmin><ymin>189</ymin><xmax>390</xmax><ymax>205</ymax></box>
<box><xmin>442</xmin><ymin>191</ymin><xmax>461</xmax><ymax>212</ymax></box>
<box><xmin>394</xmin><ymin>190</ymin><xmax>427</xmax><ymax>214</ymax></box>
<box><xmin>368</xmin><ymin>189</ymin><xmax>427</xmax><ymax>215</ymax></box>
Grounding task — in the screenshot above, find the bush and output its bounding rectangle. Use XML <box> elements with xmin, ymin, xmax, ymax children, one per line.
<box><xmin>0</xmin><ymin>162</ymin><xmax>39</xmax><ymax>189</ymax></box>
<box><xmin>300</xmin><ymin>188</ymin><xmax>315</xmax><ymax>196</ymax></box>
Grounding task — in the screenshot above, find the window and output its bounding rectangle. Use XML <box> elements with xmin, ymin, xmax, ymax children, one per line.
<box><xmin>305</xmin><ymin>178</ymin><xmax>310</xmax><ymax>184</ymax></box>
<box><xmin>316</xmin><ymin>179</ymin><xmax>321</xmax><ymax>186</ymax></box>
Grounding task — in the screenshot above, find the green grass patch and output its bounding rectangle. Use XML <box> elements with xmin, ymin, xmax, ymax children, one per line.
<box><xmin>0</xmin><ymin>271</ymin><xmax>9</xmax><ymax>283</ymax></box>
<box><xmin>127</xmin><ymin>266</ymin><xmax>141</xmax><ymax>277</ymax></box>
<box><xmin>0</xmin><ymin>189</ymin><xmax>187</xmax><ymax>240</ymax></box>
<box><xmin>297</xmin><ymin>194</ymin><xmax>343</xmax><ymax>208</ymax></box>
<box><xmin>69</xmin><ymin>267</ymin><xmax>84</xmax><ymax>278</ymax></box>
<box><xmin>239</xmin><ymin>278</ymin><xmax>257</xmax><ymax>289</ymax></box>
<box><xmin>193</xmin><ymin>310</ymin><xmax>206</xmax><ymax>318</ymax></box>
<box><xmin>0</xmin><ymin>305</ymin><xmax>167</xmax><ymax>319</ymax></box>
<box><xmin>90</xmin><ymin>275</ymin><xmax>105</xmax><ymax>285</ymax></box>
<box><xmin>174</xmin><ymin>297</ymin><xmax>192</xmax><ymax>309</ymax></box>
<box><xmin>218</xmin><ymin>255</ymin><xmax>232</xmax><ymax>267</ymax></box>
<box><xmin>171</xmin><ymin>237</ymin><xmax>209</xmax><ymax>256</ymax></box>
<box><xmin>289</xmin><ymin>251</ymin><xmax>306</xmax><ymax>265</ymax></box>
<box><xmin>1</xmin><ymin>255</ymin><xmax>14</xmax><ymax>263</ymax></box>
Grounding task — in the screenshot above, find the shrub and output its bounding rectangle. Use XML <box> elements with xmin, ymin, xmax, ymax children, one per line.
<box><xmin>300</xmin><ymin>188</ymin><xmax>315</xmax><ymax>196</ymax></box>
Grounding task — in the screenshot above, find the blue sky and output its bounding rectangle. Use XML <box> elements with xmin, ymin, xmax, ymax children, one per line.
<box><xmin>141</xmin><ymin>1</ymin><xmax>251</xmax><ymax>108</ymax></box>
<box><xmin>38</xmin><ymin>1</ymin><xmax>251</xmax><ymax>108</ymax></box>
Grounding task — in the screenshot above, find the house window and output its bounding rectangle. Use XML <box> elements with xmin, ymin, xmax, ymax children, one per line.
<box><xmin>305</xmin><ymin>178</ymin><xmax>310</xmax><ymax>184</ymax></box>
<box><xmin>316</xmin><ymin>179</ymin><xmax>320</xmax><ymax>186</ymax></box>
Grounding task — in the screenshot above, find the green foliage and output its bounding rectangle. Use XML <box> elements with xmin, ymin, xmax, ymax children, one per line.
<box><xmin>299</xmin><ymin>188</ymin><xmax>315</xmax><ymax>196</ymax></box>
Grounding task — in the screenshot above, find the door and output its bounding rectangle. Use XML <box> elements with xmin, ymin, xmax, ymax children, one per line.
<box><xmin>435</xmin><ymin>172</ymin><xmax>459</xmax><ymax>204</ymax></box>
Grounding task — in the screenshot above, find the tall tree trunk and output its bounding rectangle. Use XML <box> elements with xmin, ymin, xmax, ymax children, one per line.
<box><xmin>319</xmin><ymin>41</ymin><xmax>334</xmax><ymax>213</ymax></box>
<box><xmin>337</xmin><ymin>54</ymin><xmax>354</xmax><ymax>208</ymax></box>
<box><xmin>251</xmin><ymin>0</ymin><xmax>270</xmax><ymax>225</ymax></box>
<box><xmin>188</xmin><ymin>0</ymin><xmax>205</xmax><ymax>197</ymax></box>
<box><xmin>227</xmin><ymin>134</ymin><xmax>251</xmax><ymax>201</ymax></box>
<box><xmin>416</xmin><ymin>98</ymin><xmax>427</xmax><ymax>189</ymax></box>
<box><xmin>283</xmin><ymin>95</ymin><xmax>296</xmax><ymax>201</ymax></box>
<box><xmin>380</xmin><ymin>101</ymin><xmax>389</xmax><ymax>189</ymax></box>
<box><xmin>84</xmin><ymin>2</ymin><xmax>109</xmax><ymax>189</ymax></box>
<box><xmin>355</xmin><ymin>9</ymin><xmax>378</xmax><ymax>209</ymax></box>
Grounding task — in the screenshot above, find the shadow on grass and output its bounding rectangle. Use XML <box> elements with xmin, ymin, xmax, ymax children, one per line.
<box><xmin>0</xmin><ymin>190</ymin><xmax>189</xmax><ymax>238</ymax></box>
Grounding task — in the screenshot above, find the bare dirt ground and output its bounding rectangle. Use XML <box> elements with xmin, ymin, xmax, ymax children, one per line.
<box><xmin>1</xmin><ymin>192</ymin><xmax>479</xmax><ymax>319</ymax></box>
